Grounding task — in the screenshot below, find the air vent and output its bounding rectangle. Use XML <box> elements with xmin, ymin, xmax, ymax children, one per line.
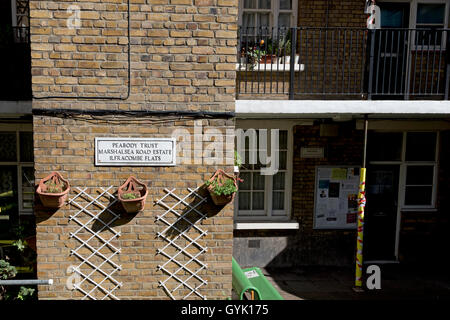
<box><xmin>248</xmin><ymin>240</ymin><xmax>261</xmax><ymax>248</ymax></box>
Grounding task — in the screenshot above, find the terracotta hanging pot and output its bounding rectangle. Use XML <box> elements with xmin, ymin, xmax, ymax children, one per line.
<box><xmin>118</xmin><ymin>176</ymin><xmax>148</xmax><ymax>214</ymax></box>
<box><xmin>206</xmin><ymin>169</ymin><xmax>238</xmax><ymax>206</ymax></box>
<box><xmin>36</xmin><ymin>171</ymin><xmax>70</xmax><ymax>209</ymax></box>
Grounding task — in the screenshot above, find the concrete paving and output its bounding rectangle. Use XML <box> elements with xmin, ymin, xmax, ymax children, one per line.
<box><xmin>257</xmin><ymin>265</ymin><xmax>450</xmax><ymax>300</ymax></box>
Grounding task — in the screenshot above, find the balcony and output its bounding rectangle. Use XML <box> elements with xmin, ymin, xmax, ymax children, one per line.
<box><xmin>0</xmin><ymin>26</ymin><xmax>31</xmax><ymax>101</ymax></box>
<box><xmin>237</xmin><ymin>27</ymin><xmax>450</xmax><ymax>101</ymax></box>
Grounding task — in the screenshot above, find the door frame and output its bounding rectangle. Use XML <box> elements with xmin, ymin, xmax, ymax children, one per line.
<box><xmin>365</xmin><ymin>130</ymin><xmax>440</xmax><ymax>263</ymax></box>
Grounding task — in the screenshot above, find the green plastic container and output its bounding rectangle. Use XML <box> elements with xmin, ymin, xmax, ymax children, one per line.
<box><xmin>232</xmin><ymin>257</ymin><xmax>284</xmax><ymax>300</ymax></box>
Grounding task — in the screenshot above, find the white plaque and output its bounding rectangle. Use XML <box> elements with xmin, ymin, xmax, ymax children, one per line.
<box><xmin>95</xmin><ymin>137</ymin><xmax>176</xmax><ymax>166</ymax></box>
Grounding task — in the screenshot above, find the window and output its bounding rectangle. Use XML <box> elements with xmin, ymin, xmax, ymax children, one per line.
<box><xmin>0</xmin><ymin>126</ymin><xmax>34</xmax><ymax>223</ymax></box>
<box><xmin>368</xmin><ymin>131</ymin><xmax>438</xmax><ymax>209</ymax></box>
<box><xmin>239</xmin><ymin>0</ymin><xmax>297</xmax><ymax>31</ymax></box>
<box><xmin>10</xmin><ymin>0</ymin><xmax>29</xmax><ymax>43</ymax></box>
<box><xmin>403</xmin><ymin>132</ymin><xmax>437</xmax><ymax>207</ymax></box>
<box><xmin>416</xmin><ymin>3</ymin><xmax>446</xmax><ymax>45</ymax></box>
<box><xmin>235</xmin><ymin>124</ymin><xmax>292</xmax><ymax>221</ymax></box>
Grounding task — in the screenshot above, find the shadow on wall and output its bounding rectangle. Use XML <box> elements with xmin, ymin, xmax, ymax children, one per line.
<box><xmin>160</xmin><ymin>185</ymin><xmax>223</xmax><ymax>240</ymax></box>
<box><xmin>91</xmin><ymin>191</ymin><xmax>139</xmax><ymax>232</ymax></box>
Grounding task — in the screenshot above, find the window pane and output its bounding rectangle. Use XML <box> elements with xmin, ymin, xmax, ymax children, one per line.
<box><xmin>417</xmin><ymin>4</ymin><xmax>445</xmax><ymax>24</ymax></box>
<box><xmin>381</xmin><ymin>7</ymin><xmax>407</xmax><ymax>28</ymax></box>
<box><xmin>0</xmin><ymin>166</ymin><xmax>18</xmax><ymax>218</ymax></box>
<box><xmin>0</xmin><ymin>133</ymin><xmax>17</xmax><ymax>162</ymax></box>
<box><xmin>279</xmin><ymin>130</ymin><xmax>288</xmax><ymax>150</ymax></box>
<box><xmin>278</xmin><ymin>151</ymin><xmax>287</xmax><ymax>170</ymax></box>
<box><xmin>258</xmin><ymin>13</ymin><xmax>270</xmax><ymax>28</ymax></box>
<box><xmin>280</xmin><ymin>0</ymin><xmax>292</xmax><ymax>10</ymax></box>
<box><xmin>252</xmin><ymin>192</ymin><xmax>265</xmax><ymax>210</ymax></box>
<box><xmin>239</xmin><ymin>172</ymin><xmax>251</xmax><ymax>190</ymax></box>
<box><xmin>368</xmin><ymin>132</ymin><xmax>402</xmax><ymax>161</ymax></box>
<box><xmin>404</xmin><ymin>186</ymin><xmax>432</xmax><ymax>205</ymax></box>
<box><xmin>272</xmin><ymin>191</ymin><xmax>284</xmax><ymax>210</ymax></box>
<box><xmin>20</xmin><ymin>132</ymin><xmax>33</xmax><ymax>162</ymax></box>
<box><xmin>242</xmin><ymin>13</ymin><xmax>255</xmax><ymax>30</ymax></box>
<box><xmin>278</xmin><ymin>13</ymin><xmax>291</xmax><ymax>28</ymax></box>
<box><xmin>273</xmin><ymin>172</ymin><xmax>285</xmax><ymax>190</ymax></box>
<box><xmin>244</xmin><ymin>0</ymin><xmax>257</xmax><ymax>9</ymax></box>
<box><xmin>406</xmin><ymin>166</ymin><xmax>434</xmax><ymax>185</ymax></box>
<box><xmin>22</xmin><ymin>167</ymin><xmax>34</xmax><ymax>210</ymax></box>
<box><xmin>258</xmin><ymin>0</ymin><xmax>271</xmax><ymax>10</ymax></box>
<box><xmin>405</xmin><ymin>132</ymin><xmax>436</xmax><ymax>161</ymax></box>
<box><xmin>238</xmin><ymin>192</ymin><xmax>251</xmax><ymax>210</ymax></box>
<box><xmin>253</xmin><ymin>173</ymin><xmax>265</xmax><ymax>190</ymax></box>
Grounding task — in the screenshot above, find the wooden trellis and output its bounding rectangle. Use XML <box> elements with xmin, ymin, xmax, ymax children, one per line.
<box><xmin>155</xmin><ymin>187</ymin><xmax>209</xmax><ymax>300</ymax></box>
<box><xmin>68</xmin><ymin>186</ymin><xmax>123</xmax><ymax>300</ymax></box>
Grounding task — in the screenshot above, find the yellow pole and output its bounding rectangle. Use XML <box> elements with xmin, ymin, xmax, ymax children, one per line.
<box><xmin>355</xmin><ymin>168</ymin><xmax>366</xmax><ymax>288</ymax></box>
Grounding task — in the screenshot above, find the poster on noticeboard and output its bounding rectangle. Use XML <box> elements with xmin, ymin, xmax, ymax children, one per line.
<box><xmin>313</xmin><ymin>166</ymin><xmax>361</xmax><ymax>229</ymax></box>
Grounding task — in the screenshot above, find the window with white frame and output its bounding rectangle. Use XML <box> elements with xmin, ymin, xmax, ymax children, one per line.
<box><xmin>235</xmin><ymin>125</ymin><xmax>292</xmax><ymax>220</ymax></box>
<box><xmin>239</xmin><ymin>0</ymin><xmax>297</xmax><ymax>31</ymax></box>
<box><xmin>415</xmin><ymin>1</ymin><xmax>448</xmax><ymax>46</ymax></box>
<box><xmin>378</xmin><ymin>0</ymin><xmax>449</xmax><ymax>45</ymax></box>
<box><xmin>368</xmin><ymin>131</ymin><xmax>438</xmax><ymax>209</ymax></box>
<box><xmin>0</xmin><ymin>126</ymin><xmax>34</xmax><ymax>222</ymax></box>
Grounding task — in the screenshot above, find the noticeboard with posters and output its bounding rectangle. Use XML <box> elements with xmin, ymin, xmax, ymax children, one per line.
<box><xmin>313</xmin><ymin>166</ymin><xmax>361</xmax><ymax>229</ymax></box>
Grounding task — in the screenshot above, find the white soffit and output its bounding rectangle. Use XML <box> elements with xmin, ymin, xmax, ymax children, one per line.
<box><xmin>236</xmin><ymin>100</ymin><xmax>450</xmax><ymax>119</ymax></box>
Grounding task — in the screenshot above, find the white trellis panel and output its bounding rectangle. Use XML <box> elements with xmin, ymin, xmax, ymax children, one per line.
<box><xmin>68</xmin><ymin>186</ymin><xmax>123</xmax><ymax>300</ymax></box>
<box><xmin>155</xmin><ymin>187</ymin><xmax>209</xmax><ymax>300</ymax></box>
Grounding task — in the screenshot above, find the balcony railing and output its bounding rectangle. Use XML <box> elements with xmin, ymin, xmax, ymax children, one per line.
<box><xmin>237</xmin><ymin>27</ymin><xmax>450</xmax><ymax>100</ymax></box>
<box><xmin>0</xmin><ymin>26</ymin><xmax>31</xmax><ymax>100</ymax></box>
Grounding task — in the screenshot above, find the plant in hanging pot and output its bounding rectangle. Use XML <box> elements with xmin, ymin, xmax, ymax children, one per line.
<box><xmin>36</xmin><ymin>172</ymin><xmax>70</xmax><ymax>209</ymax></box>
<box><xmin>117</xmin><ymin>176</ymin><xmax>148</xmax><ymax>214</ymax></box>
<box><xmin>205</xmin><ymin>169</ymin><xmax>239</xmax><ymax>206</ymax></box>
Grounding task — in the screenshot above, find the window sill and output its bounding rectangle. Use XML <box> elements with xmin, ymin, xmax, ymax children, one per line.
<box><xmin>234</xmin><ymin>221</ymin><xmax>299</xmax><ymax>230</ymax></box>
<box><xmin>400</xmin><ymin>208</ymin><xmax>438</xmax><ymax>212</ymax></box>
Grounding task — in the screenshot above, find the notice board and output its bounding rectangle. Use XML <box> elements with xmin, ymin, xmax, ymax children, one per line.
<box><xmin>313</xmin><ymin>166</ymin><xmax>361</xmax><ymax>229</ymax></box>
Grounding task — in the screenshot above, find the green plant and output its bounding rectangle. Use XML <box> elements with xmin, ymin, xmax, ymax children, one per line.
<box><xmin>44</xmin><ymin>179</ymin><xmax>65</xmax><ymax>193</ymax></box>
<box><xmin>121</xmin><ymin>192</ymin><xmax>139</xmax><ymax>200</ymax></box>
<box><xmin>205</xmin><ymin>176</ymin><xmax>238</xmax><ymax>196</ymax></box>
<box><xmin>17</xmin><ymin>286</ymin><xmax>35</xmax><ymax>300</ymax></box>
<box><xmin>246</xmin><ymin>47</ymin><xmax>266</xmax><ymax>70</ymax></box>
<box><xmin>234</xmin><ymin>151</ymin><xmax>243</xmax><ymax>168</ymax></box>
<box><xmin>0</xmin><ymin>260</ymin><xmax>17</xmax><ymax>280</ymax></box>
<box><xmin>278</xmin><ymin>33</ymin><xmax>292</xmax><ymax>56</ymax></box>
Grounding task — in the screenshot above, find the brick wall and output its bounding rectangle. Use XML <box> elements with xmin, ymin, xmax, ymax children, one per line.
<box><xmin>30</xmin><ymin>0</ymin><xmax>238</xmax><ymax>300</ymax></box>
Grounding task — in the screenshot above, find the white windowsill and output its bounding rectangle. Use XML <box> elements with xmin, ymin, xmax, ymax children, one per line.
<box><xmin>234</xmin><ymin>221</ymin><xmax>299</xmax><ymax>230</ymax></box>
<box><xmin>400</xmin><ymin>208</ymin><xmax>438</xmax><ymax>212</ymax></box>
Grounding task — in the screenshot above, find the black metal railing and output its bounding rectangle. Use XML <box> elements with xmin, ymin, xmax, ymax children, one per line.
<box><xmin>0</xmin><ymin>26</ymin><xmax>31</xmax><ymax>100</ymax></box>
<box><xmin>237</xmin><ymin>27</ymin><xmax>450</xmax><ymax>100</ymax></box>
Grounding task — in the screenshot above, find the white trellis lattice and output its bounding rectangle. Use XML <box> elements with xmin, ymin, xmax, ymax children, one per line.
<box><xmin>68</xmin><ymin>186</ymin><xmax>123</xmax><ymax>300</ymax></box>
<box><xmin>155</xmin><ymin>187</ymin><xmax>209</xmax><ymax>300</ymax></box>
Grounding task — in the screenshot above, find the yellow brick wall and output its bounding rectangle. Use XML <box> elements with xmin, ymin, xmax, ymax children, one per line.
<box><xmin>30</xmin><ymin>0</ymin><xmax>237</xmax><ymax>300</ymax></box>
